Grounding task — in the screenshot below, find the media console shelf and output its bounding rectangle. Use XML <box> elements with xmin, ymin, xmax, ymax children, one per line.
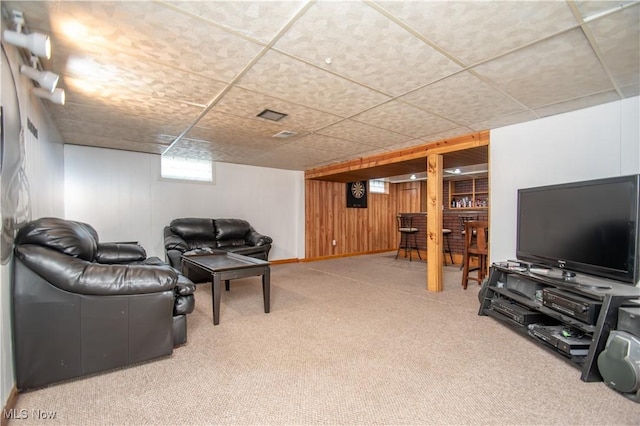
<box><xmin>478</xmin><ymin>263</ymin><xmax>640</xmax><ymax>382</ymax></box>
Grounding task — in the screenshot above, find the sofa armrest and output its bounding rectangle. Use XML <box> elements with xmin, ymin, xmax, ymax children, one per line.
<box><xmin>246</xmin><ymin>230</ymin><xmax>273</xmax><ymax>247</ymax></box>
<box><xmin>95</xmin><ymin>243</ymin><xmax>147</xmax><ymax>264</ymax></box>
<box><xmin>164</xmin><ymin>226</ymin><xmax>188</xmax><ymax>252</ymax></box>
<box><xmin>17</xmin><ymin>245</ymin><xmax>177</xmax><ymax>296</ymax></box>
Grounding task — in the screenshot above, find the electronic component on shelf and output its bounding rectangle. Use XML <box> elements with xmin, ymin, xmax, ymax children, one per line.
<box><xmin>542</xmin><ymin>288</ymin><xmax>602</xmax><ymax>325</ymax></box>
<box><xmin>528</xmin><ymin>324</ymin><xmax>591</xmax><ymax>356</ymax></box>
<box><xmin>489</xmin><ymin>298</ymin><xmax>548</xmax><ymax>325</ymax></box>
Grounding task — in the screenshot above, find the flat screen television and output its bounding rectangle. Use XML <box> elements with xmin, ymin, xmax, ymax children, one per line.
<box><xmin>516</xmin><ymin>174</ymin><xmax>640</xmax><ymax>286</ymax></box>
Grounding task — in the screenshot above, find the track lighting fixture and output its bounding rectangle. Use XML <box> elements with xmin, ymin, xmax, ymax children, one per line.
<box><xmin>3</xmin><ymin>30</ymin><xmax>51</xmax><ymax>59</ymax></box>
<box><xmin>20</xmin><ymin>65</ymin><xmax>59</xmax><ymax>91</ymax></box>
<box><xmin>33</xmin><ymin>87</ymin><xmax>65</xmax><ymax>105</ymax></box>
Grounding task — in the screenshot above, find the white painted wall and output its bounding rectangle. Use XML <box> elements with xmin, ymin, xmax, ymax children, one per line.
<box><xmin>64</xmin><ymin>145</ymin><xmax>306</xmax><ymax>261</ymax></box>
<box><xmin>1</xmin><ymin>44</ymin><xmax>65</xmax><ymax>409</ymax></box>
<box><xmin>490</xmin><ymin>97</ymin><xmax>640</xmax><ymax>269</ymax></box>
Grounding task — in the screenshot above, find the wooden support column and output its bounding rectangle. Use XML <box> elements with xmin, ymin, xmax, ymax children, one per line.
<box><xmin>426</xmin><ymin>154</ymin><xmax>443</xmax><ymax>292</ymax></box>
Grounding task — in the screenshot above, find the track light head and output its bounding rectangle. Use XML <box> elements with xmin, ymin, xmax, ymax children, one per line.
<box><xmin>3</xmin><ymin>29</ymin><xmax>51</xmax><ymax>59</ymax></box>
<box><xmin>33</xmin><ymin>87</ymin><xmax>65</xmax><ymax>105</ymax></box>
<box><xmin>20</xmin><ymin>65</ymin><xmax>59</xmax><ymax>91</ymax></box>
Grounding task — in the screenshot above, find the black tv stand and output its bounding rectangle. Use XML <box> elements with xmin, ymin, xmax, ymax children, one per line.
<box><xmin>479</xmin><ymin>263</ymin><xmax>640</xmax><ymax>382</ymax></box>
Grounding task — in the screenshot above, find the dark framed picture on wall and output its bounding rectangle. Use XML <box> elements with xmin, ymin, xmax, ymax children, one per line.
<box><xmin>346</xmin><ymin>181</ymin><xmax>367</xmax><ymax>208</ymax></box>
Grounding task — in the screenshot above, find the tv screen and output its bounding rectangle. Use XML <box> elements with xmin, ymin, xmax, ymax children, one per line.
<box><xmin>516</xmin><ymin>174</ymin><xmax>640</xmax><ymax>285</ymax></box>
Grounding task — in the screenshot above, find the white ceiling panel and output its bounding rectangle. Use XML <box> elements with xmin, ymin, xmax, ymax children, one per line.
<box><xmin>1</xmin><ymin>0</ymin><xmax>637</xmax><ymax>172</ymax></box>
<box><xmin>316</xmin><ymin>119</ymin><xmax>410</xmax><ymax>147</ymax></box>
<box><xmin>374</xmin><ymin>0</ymin><xmax>578</xmax><ymax>65</ymax></box>
<box><xmin>165</xmin><ymin>0</ymin><xmax>308</xmax><ymax>44</ymax></box>
<box><xmin>351</xmin><ymin>101</ymin><xmax>460</xmax><ymax>139</ymax></box>
<box><xmin>237</xmin><ymin>50</ymin><xmax>391</xmax><ymax>117</ymax></box>
<box><xmin>586</xmin><ymin>5</ymin><xmax>640</xmax><ymax>91</ymax></box>
<box><xmin>400</xmin><ymin>71</ymin><xmax>526</xmax><ymax>125</ymax></box>
<box><xmin>472</xmin><ymin>29</ymin><xmax>614</xmax><ymax>108</ymax></box>
<box><xmin>211</xmin><ymin>87</ymin><xmax>343</xmax><ymax>132</ymax></box>
<box><xmin>274</xmin><ymin>0</ymin><xmax>462</xmax><ymax>96</ymax></box>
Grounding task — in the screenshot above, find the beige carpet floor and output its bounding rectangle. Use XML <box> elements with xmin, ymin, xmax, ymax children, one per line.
<box><xmin>9</xmin><ymin>252</ymin><xmax>639</xmax><ymax>425</ymax></box>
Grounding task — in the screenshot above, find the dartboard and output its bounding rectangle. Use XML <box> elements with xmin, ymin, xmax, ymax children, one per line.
<box><xmin>351</xmin><ymin>181</ymin><xmax>365</xmax><ymax>199</ymax></box>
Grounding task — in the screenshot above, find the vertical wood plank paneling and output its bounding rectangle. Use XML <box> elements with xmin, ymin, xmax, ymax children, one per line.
<box><xmin>306</xmin><ymin>180</ymin><xmax>406</xmax><ymax>258</ymax></box>
<box><xmin>305</xmin><ymin>179</ymin><xmax>434</xmax><ymax>259</ymax></box>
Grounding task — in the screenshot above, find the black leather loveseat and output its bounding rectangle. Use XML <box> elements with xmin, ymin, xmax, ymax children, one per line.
<box><xmin>164</xmin><ymin>218</ymin><xmax>273</xmax><ymax>275</ymax></box>
<box><xmin>12</xmin><ymin>217</ymin><xmax>196</xmax><ymax>390</ymax></box>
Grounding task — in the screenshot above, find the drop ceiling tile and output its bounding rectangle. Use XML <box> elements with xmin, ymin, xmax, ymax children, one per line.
<box><xmin>186</xmin><ymin>126</ymin><xmax>291</xmax><ymax>151</ymax></box>
<box><xmin>55</xmin><ymin>117</ymin><xmax>180</xmax><ymax>146</ymax></box>
<box><xmin>195</xmin><ymin>110</ymin><xmax>302</xmax><ymax>147</ymax></box>
<box><xmin>621</xmin><ymin>85</ymin><xmax>640</xmax><ymax>98</ymax></box>
<box><xmin>468</xmin><ymin>110</ymin><xmax>539</xmax><ymax>132</ymax></box>
<box><xmin>472</xmin><ymin>29</ymin><xmax>613</xmax><ymax>108</ymax></box>
<box><xmin>167</xmin><ymin>137</ymin><xmax>268</xmax><ymax>163</ymax></box>
<box><xmin>58</xmin><ymin>89</ymin><xmax>202</xmax><ymax>124</ymax></box>
<box><xmin>295</xmin><ymin>133</ymin><xmax>381</xmax><ymax>157</ymax></box>
<box><xmin>375</xmin><ymin>0</ymin><xmax>578</xmax><ymax>65</ymax></box>
<box><xmin>418</xmin><ymin>127</ymin><xmax>478</xmax><ymax>145</ymax></box>
<box><xmin>273</xmin><ymin>1</ymin><xmax>461</xmax><ymax>96</ymax></box>
<box><xmin>400</xmin><ymin>71</ymin><xmax>525</xmax><ymax>125</ymax></box>
<box><xmin>49</xmin><ymin>40</ymin><xmax>227</xmax><ymax>106</ymax></box>
<box><xmin>574</xmin><ymin>1</ymin><xmax>637</xmax><ymax>20</ymax></box>
<box><xmin>352</xmin><ymin>101</ymin><xmax>461</xmax><ymax>138</ymax></box>
<box><xmin>587</xmin><ymin>5</ymin><xmax>640</xmax><ymax>91</ymax></box>
<box><xmin>534</xmin><ymin>90</ymin><xmax>622</xmax><ymax>118</ymax></box>
<box><xmin>212</xmin><ymin>87</ymin><xmax>343</xmax><ymax>132</ymax></box>
<box><xmin>47</xmin><ymin>102</ymin><xmax>198</xmax><ymax>130</ymax></box>
<box><xmin>28</xmin><ymin>1</ymin><xmax>264</xmax><ymax>82</ymax></box>
<box><xmin>165</xmin><ymin>1</ymin><xmax>308</xmax><ymax>44</ymax></box>
<box><xmin>316</xmin><ymin>119</ymin><xmax>410</xmax><ymax>148</ymax></box>
<box><xmin>250</xmin><ymin>143</ymin><xmax>341</xmax><ymax>171</ymax></box>
<box><xmin>238</xmin><ymin>50</ymin><xmax>391</xmax><ymax>117</ymax></box>
<box><xmin>63</xmin><ymin>134</ymin><xmax>167</xmax><ymax>155</ymax></box>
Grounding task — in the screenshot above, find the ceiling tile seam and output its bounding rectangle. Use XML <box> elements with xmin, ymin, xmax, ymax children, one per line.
<box><xmin>532</xmin><ymin>87</ymin><xmax>624</xmax><ymax>111</ymax></box>
<box><xmin>566</xmin><ymin>0</ymin><xmax>624</xmax><ymax>98</ymax></box>
<box><xmin>162</xmin><ymin>0</ymin><xmax>317</xmax><ymax>156</ymax></box>
<box><xmin>64</xmin><ymin>140</ymin><xmax>168</xmax><ymax>152</ymax></box>
<box><xmin>365</xmin><ymin>0</ymin><xmax>468</xmax><ymax>69</ymax></box>
<box><xmin>56</xmin><ymin>129</ymin><xmax>171</xmax><ymax>146</ymax></box>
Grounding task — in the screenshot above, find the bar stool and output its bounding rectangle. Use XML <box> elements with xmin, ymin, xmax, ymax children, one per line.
<box><xmin>458</xmin><ymin>214</ymin><xmax>479</xmax><ymax>270</ymax></box>
<box><xmin>442</xmin><ymin>228</ymin><xmax>454</xmax><ymax>265</ymax></box>
<box><xmin>395</xmin><ymin>215</ymin><xmax>421</xmax><ymax>261</ymax></box>
<box><xmin>461</xmin><ymin>221</ymin><xmax>489</xmax><ymax>289</ymax></box>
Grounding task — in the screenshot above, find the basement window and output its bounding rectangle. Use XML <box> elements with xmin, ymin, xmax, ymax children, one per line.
<box><xmin>369</xmin><ymin>179</ymin><xmax>387</xmax><ymax>194</ymax></box>
<box><xmin>161</xmin><ymin>155</ymin><xmax>215</xmax><ymax>183</ymax></box>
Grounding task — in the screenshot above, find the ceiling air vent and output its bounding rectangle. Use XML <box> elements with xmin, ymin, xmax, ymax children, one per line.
<box><xmin>273</xmin><ymin>130</ymin><xmax>297</xmax><ymax>138</ymax></box>
<box><xmin>257</xmin><ymin>109</ymin><xmax>287</xmax><ymax>121</ymax></box>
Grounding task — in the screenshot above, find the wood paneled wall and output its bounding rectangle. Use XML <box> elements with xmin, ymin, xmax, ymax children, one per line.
<box><xmin>305</xmin><ymin>180</ymin><xmax>425</xmax><ymax>259</ymax></box>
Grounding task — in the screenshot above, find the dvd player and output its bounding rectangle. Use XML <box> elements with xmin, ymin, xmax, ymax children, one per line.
<box><xmin>528</xmin><ymin>324</ymin><xmax>592</xmax><ymax>356</ymax></box>
<box><xmin>490</xmin><ymin>298</ymin><xmax>548</xmax><ymax>325</ymax></box>
<box><xmin>542</xmin><ymin>288</ymin><xmax>601</xmax><ymax>325</ymax></box>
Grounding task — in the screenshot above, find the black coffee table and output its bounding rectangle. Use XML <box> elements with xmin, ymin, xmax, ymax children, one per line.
<box><xmin>181</xmin><ymin>252</ymin><xmax>270</xmax><ymax>325</ymax></box>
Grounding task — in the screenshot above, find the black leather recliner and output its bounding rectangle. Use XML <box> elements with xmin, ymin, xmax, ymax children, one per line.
<box><xmin>12</xmin><ymin>217</ymin><xmax>196</xmax><ymax>390</ymax></box>
<box><xmin>164</xmin><ymin>218</ymin><xmax>272</xmax><ymax>282</ymax></box>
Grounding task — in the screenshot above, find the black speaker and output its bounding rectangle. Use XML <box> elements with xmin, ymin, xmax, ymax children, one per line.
<box><xmin>597</xmin><ymin>330</ymin><xmax>640</xmax><ymax>403</ymax></box>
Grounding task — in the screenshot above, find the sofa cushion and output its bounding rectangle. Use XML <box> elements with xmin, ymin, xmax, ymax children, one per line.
<box><xmin>170</xmin><ymin>218</ymin><xmax>215</xmax><ymax>240</ymax></box>
<box><xmin>215</xmin><ymin>219</ymin><xmax>251</xmax><ymax>240</ymax></box>
<box><xmin>16</xmin><ymin>217</ymin><xmax>97</xmax><ymax>261</ymax></box>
